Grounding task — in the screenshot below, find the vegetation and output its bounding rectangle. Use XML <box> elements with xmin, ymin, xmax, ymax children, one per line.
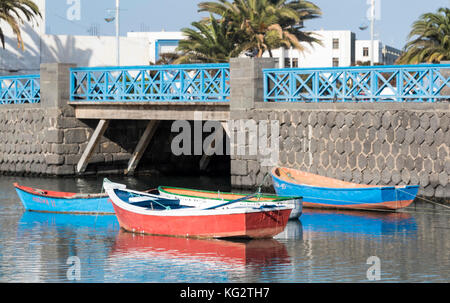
<box><xmin>175</xmin><ymin>15</ymin><xmax>241</xmax><ymax>63</ymax></box>
<box><xmin>0</xmin><ymin>0</ymin><xmax>41</xmax><ymax>50</ymax></box>
<box><xmin>397</xmin><ymin>7</ymin><xmax>450</xmax><ymax>64</ymax></box>
<box><xmin>175</xmin><ymin>0</ymin><xmax>321</xmax><ymax>63</ymax></box>
<box><xmin>153</xmin><ymin>52</ymin><xmax>181</xmax><ymax>65</ymax></box>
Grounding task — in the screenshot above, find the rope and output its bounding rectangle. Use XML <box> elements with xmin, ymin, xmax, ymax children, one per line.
<box><xmin>147</xmin><ymin>197</ymin><xmax>172</xmax><ymax>210</ymax></box>
<box><xmin>396</xmin><ymin>188</ymin><xmax>450</xmax><ymax>210</ymax></box>
<box><xmin>256</xmin><ymin>173</ymin><xmax>271</xmax><ymax>198</ymax></box>
<box><xmin>279</xmin><ymin>167</ymin><xmax>298</xmax><ymax>183</ymax></box>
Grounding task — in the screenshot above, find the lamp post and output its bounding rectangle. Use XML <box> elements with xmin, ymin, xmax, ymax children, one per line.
<box><xmin>370</xmin><ymin>0</ymin><xmax>375</xmax><ymax>66</ymax></box>
<box><xmin>105</xmin><ymin>0</ymin><xmax>120</xmax><ymax>66</ymax></box>
<box><xmin>115</xmin><ymin>0</ymin><xmax>120</xmax><ymax>66</ymax></box>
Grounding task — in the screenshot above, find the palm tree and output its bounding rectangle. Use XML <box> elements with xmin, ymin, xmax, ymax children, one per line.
<box><xmin>175</xmin><ymin>0</ymin><xmax>321</xmax><ymax>62</ymax></box>
<box><xmin>174</xmin><ymin>16</ymin><xmax>242</xmax><ymax>63</ymax></box>
<box><xmin>0</xmin><ymin>0</ymin><xmax>41</xmax><ymax>50</ymax></box>
<box><xmin>396</xmin><ymin>7</ymin><xmax>450</xmax><ymax>64</ymax></box>
<box><xmin>198</xmin><ymin>0</ymin><xmax>321</xmax><ymax>58</ymax></box>
<box><xmin>153</xmin><ymin>52</ymin><xmax>180</xmax><ymax>65</ymax></box>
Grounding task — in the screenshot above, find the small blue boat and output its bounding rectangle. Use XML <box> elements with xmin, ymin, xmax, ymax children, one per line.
<box><xmin>271</xmin><ymin>167</ymin><xmax>419</xmax><ymax>211</ymax></box>
<box><xmin>14</xmin><ymin>183</ymin><xmax>114</xmax><ymax>214</ymax></box>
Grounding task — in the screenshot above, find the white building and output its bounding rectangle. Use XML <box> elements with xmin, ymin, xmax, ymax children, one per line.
<box><xmin>127</xmin><ymin>31</ymin><xmax>185</xmax><ymax>64</ymax></box>
<box><xmin>0</xmin><ymin>0</ymin><xmax>402</xmax><ymax>75</ymax></box>
<box><xmin>263</xmin><ymin>30</ymin><xmax>402</xmax><ymax>68</ymax></box>
<box><xmin>355</xmin><ymin>40</ymin><xmax>403</xmax><ymax>66</ymax></box>
<box><xmin>139</xmin><ymin>29</ymin><xmax>402</xmax><ymax>68</ymax></box>
<box><xmin>268</xmin><ymin>30</ymin><xmax>356</xmax><ymax>68</ymax></box>
<box><xmin>0</xmin><ymin>0</ymin><xmax>150</xmax><ymax>76</ymax></box>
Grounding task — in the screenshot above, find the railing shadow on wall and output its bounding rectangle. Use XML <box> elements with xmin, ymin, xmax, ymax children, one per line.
<box><xmin>69</xmin><ymin>64</ymin><xmax>231</xmax><ymax>103</ymax></box>
<box><xmin>263</xmin><ymin>64</ymin><xmax>450</xmax><ymax>103</ymax></box>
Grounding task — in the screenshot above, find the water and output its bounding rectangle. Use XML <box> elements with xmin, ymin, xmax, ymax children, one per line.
<box><xmin>1</xmin><ymin>175</ymin><xmax>449</xmax><ymax>283</ymax></box>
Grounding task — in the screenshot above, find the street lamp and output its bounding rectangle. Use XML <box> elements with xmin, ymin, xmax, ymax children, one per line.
<box><xmin>104</xmin><ymin>0</ymin><xmax>120</xmax><ymax>66</ymax></box>
<box><xmin>359</xmin><ymin>0</ymin><xmax>376</xmax><ymax>65</ymax></box>
<box><xmin>370</xmin><ymin>0</ymin><xmax>375</xmax><ymax>66</ymax></box>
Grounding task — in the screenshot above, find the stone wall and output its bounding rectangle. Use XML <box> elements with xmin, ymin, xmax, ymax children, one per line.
<box><xmin>230</xmin><ymin>102</ymin><xmax>450</xmax><ymax>199</ymax></box>
<box><xmin>0</xmin><ymin>104</ymin><xmax>127</xmax><ymax>176</ymax></box>
<box><xmin>229</xmin><ymin>58</ymin><xmax>450</xmax><ymax>199</ymax></box>
<box><xmin>0</xmin><ymin>104</ymin><xmax>229</xmax><ymax>176</ymax></box>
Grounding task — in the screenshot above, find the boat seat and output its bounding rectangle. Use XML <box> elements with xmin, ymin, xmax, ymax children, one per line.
<box><xmin>129</xmin><ymin>196</ymin><xmax>156</xmax><ymax>203</ymax></box>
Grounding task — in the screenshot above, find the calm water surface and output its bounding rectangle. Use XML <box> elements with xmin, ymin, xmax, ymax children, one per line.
<box><xmin>0</xmin><ymin>175</ymin><xmax>449</xmax><ymax>283</ymax></box>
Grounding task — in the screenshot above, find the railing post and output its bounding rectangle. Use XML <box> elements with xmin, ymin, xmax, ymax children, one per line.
<box><xmin>313</xmin><ymin>71</ymin><xmax>319</xmax><ymax>102</ymax></box>
<box><xmin>289</xmin><ymin>70</ymin><xmax>294</xmax><ymax>102</ymax></box>
<box><xmin>200</xmin><ymin>69</ymin><xmax>205</xmax><ymax>101</ymax></box>
<box><xmin>179</xmin><ymin>68</ymin><xmax>184</xmax><ymax>101</ymax></box>
<box><xmin>370</xmin><ymin>68</ymin><xmax>376</xmax><ymax>102</ymax></box>
<box><xmin>30</xmin><ymin>78</ymin><xmax>34</xmax><ymax>103</ymax></box>
<box><xmin>105</xmin><ymin>70</ymin><xmax>110</xmax><ymax>101</ymax></box>
<box><xmin>222</xmin><ymin>67</ymin><xmax>227</xmax><ymax>101</ymax></box>
<box><xmin>397</xmin><ymin>68</ymin><xmax>403</xmax><ymax>102</ymax></box>
<box><xmin>428</xmin><ymin>68</ymin><xmax>434</xmax><ymax>102</ymax></box>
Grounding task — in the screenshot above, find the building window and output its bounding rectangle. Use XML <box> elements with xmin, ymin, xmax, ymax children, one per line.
<box><xmin>363</xmin><ymin>47</ymin><xmax>369</xmax><ymax>57</ymax></box>
<box><xmin>332</xmin><ymin>57</ymin><xmax>339</xmax><ymax>67</ymax></box>
<box><xmin>292</xmin><ymin>58</ymin><xmax>298</xmax><ymax>68</ymax></box>
<box><xmin>284</xmin><ymin>58</ymin><xmax>291</xmax><ymax>68</ymax></box>
<box><xmin>332</xmin><ymin>38</ymin><xmax>339</xmax><ymax>49</ymax></box>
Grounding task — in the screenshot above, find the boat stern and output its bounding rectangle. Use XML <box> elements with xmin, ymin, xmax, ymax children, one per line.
<box><xmin>242</xmin><ymin>208</ymin><xmax>292</xmax><ymax>239</ymax></box>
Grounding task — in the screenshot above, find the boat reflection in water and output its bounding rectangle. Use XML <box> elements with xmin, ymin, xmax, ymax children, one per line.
<box><xmin>275</xmin><ymin>219</ymin><xmax>303</xmax><ymax>240</ymax></box>
<box><xmin>300</xmin><ymin>209</ymin><xmax>418</xmax><ymax>238</ymax></box>
<box><xmin>15</xmin><ymin>212</ymin><xmax>120</xmax><ymax>282</ymax></box>
<box><xmin>18</xmin><ymin>211</ymin><xmax>119</xmax><ymax>233</ymax></box>
<box><xmin>106</xmin><ymin>230</ymin><xmax>291</xmax><ymax>282</ymax></box>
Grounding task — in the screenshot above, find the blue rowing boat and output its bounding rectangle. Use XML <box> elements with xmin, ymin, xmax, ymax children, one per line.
<box><xmin>271</xmin><ymin>167</ymin><xmax>419</xmax><ymax>211</ymax></box>
<box><xmin>14</xmin><ymin>183</ymin><xmax>114</xmax><ymax>214</ymax></box>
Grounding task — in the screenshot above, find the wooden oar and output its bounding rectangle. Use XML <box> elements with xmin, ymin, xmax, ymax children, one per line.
<box><xmin>201</xmin><ymin>193</ymin><xmax>258</xmax><ymax>210</ymax></box>
<box><xmin>279</xmin><ymin>167</ymin><xmax>297</xmax><ymax>183</ymax></box>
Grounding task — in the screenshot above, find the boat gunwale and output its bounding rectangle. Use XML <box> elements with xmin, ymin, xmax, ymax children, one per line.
<box><xmin>158</xmin><ymin>185</ymin><xmax>302</xmax><ymax>202</ymax></box>
<box><xmin>13</xmin><ymin>183</ymin><xmax>107</xmax><ymax>200</ymax></box>
<box><xmin>109</xmin><ymin>188</ymin><xmax>294</xmax><ymax>217</ymax></box>
<box><xmin>271</xmin><ymin>168</ymin><xmax>420</xmax><ymax>192</ymax></box>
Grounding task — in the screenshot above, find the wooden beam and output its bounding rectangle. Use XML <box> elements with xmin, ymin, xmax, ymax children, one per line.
<box><xmin>76</xmin><ymin>119</ymin><xmax>110</xmax><ymax>173</ymax></box>
<box><xmin>125</xmin><ymin>120</ymin><xmax>160</xmax><ymax>175</ymax></box>
<box><xmin>199</xmin><ymin>122</ymin><xmax>229</xmax><ymax>171</ymax></box>
<box><xmin>70</xmin><ymin>103</ymin><xmax>230</xmax><ymax>121</ymax></box>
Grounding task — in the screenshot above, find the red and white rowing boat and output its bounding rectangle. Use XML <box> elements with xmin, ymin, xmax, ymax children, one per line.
<box><xmin>104</xmin><ymin>180</ymin><xmax>293</xmax><ymax>239</ymax></box>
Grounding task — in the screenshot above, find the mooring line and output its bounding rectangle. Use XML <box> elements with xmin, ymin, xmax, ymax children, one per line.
<box><xmin>396</xmin><ymin>188</ymin><xmax>450</xmax><ymax>210</ymax></box>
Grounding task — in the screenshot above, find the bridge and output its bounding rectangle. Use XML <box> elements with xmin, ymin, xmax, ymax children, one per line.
<box><xmin>3</xmin><ymin>62</ymin><xmax>449</xmax><ymax>106</ymax></box>
<box><xmin>1</xmin><ymin>60</ymin><xmax>449</xmax><ymax>198</ymax></box>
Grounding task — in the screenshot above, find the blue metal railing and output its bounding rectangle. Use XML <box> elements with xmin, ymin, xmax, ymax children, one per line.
<box><xmin>0</xmin><ymin>75</ymin><xmax>40</xmax><ymax>104</ymax></box>
<box><xmin>70</xmin><ymin>64</ymin><xmax>230</xmax><ymax>102</ymax></box>
<box><xmin>263</xmin><ymin>64</ymin><xmax>450</xmax><ymax>102</ymax></box>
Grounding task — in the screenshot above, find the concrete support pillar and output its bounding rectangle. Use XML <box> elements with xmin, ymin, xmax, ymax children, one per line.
<box><xmin>229</xmin><ymin>57</ymin><xmax>278</xmax><ymax>110</ymax></box>
<box><xmin>229</xmin><ymin>58</ymin><xmax>278</xmax><ymax>189</ymax></box>
<box><xmin>440</xmin><ymin>61</ymin><xmax>450</xmax><ymax>98</ymax></box>
<box><xmin>40</xmin><ymin>63</ymin><xmax>76</xmax><ymax>108</ymax></box>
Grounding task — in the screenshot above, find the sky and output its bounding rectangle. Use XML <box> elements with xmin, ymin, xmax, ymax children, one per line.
<box><xmin>45</xmin><ymin>0</ymin><xmax>450</xmax><ymax>49</ymax></box>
